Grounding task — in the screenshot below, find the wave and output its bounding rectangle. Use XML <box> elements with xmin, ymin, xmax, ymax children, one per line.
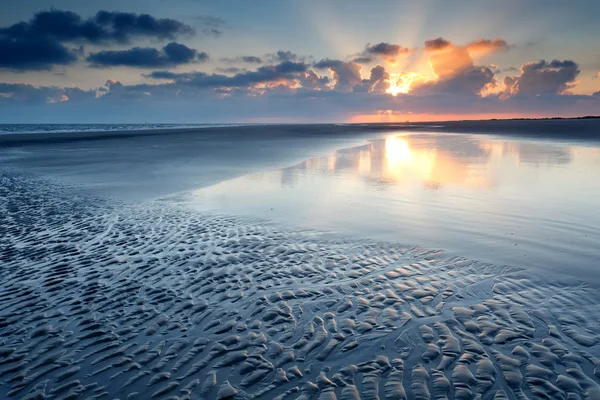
<box><xmin>0</xmin><ymin>123</ymin><xmax>243</xmax><ymax>135</ymax></box>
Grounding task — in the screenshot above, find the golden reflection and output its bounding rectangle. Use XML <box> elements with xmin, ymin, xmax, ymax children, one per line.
<box><xmin>291</xmin><ymin>134</ymin><xmax>574</xmax><ymax>190</ymax></box>
<box><xmin>380</xmin><ymin>136</ymin><xmax>467</xmax><ymax>188</ymax></box>
<box><xmin>385</xmin><ymin>136</ymin><xmax>413</xmax><ymax>165</ymax></box>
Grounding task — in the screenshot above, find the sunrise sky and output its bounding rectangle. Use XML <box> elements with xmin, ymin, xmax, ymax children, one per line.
<box><xmin>1</xmin><ymin>0</ymin><xmax>599</xmax><ymax>123</ymax></box>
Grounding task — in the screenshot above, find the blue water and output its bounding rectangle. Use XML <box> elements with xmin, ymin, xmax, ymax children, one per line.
<box><xmin>0</xmin><ymin>123</ymin><xmax>242</xmax><ymax>135</ymax></box>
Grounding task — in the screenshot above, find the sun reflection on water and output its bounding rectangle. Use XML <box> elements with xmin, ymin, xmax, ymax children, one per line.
<box><xmin>191</xmin><ymin>133</ymin><xmax>600</xmax><ymax>275</ymax></box>
<box><xmin>287</xmin><ymin>134</ymin><xmax>580</xmax><ymax>190</ymax></box>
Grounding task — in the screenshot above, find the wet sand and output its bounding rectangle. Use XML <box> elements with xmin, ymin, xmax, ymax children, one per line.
<box><xmin>1</xmin><ymin>122</ymin><xmax>600</xmax><ymax>399</ymax></box>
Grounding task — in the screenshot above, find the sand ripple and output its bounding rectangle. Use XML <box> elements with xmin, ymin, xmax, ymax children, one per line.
<box><xmin>1</xmin><ymin>172</ymin><xmax>600</xmax><ymax>399</ymax></box>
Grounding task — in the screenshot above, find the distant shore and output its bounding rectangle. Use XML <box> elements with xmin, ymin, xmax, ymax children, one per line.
<box><xmin>1</xmin><ymin>117</ymin><xmax>599</xmax><ymax>146</ymax></box>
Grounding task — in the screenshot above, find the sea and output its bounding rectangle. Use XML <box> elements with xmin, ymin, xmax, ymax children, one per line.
<box><xmin>0</xmin><ymin>123</ymin><xmax>242</xmax><ymax>135</ymax></box>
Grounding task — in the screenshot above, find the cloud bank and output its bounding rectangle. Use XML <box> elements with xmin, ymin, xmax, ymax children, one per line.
<box><xmin>0</xmin><ymin>9</ymin><xmax>598</xmax><ymax>123</ymax></box>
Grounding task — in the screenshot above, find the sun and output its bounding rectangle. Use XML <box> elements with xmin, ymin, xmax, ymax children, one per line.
<box><xmin>386</xmin><ymin>72</ymin><xmax>419</xmax><ymax>96</ymax></box>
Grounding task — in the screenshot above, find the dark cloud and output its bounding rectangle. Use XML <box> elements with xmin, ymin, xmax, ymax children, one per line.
<box><xmin>413</xmin><ymin>66</ymin><xmax>496</xmax><ymax>95</ymax></box>
<box><xmin>313</xmin><ymin>59</ymin><xmax>344</xmax><ymax>69</ymax></box>
<box><xmin>365</xmin><ymin>43</ymin><xmax>405</xmax><ymax>56</ymax></box>
<box><xmin>144</xmin><ymin>70</ymin><xmax>180</xmax><ymax>79</ymax></box>
<box><xmin>351</xmin><ymin>65</ymin><xmax>390</xmax><ymax>93</ymax></box>
<box><xmin>366</xmin><ymin>65</ymin><xmax>390</xmax><ymax>93</ymax></box>
<box><xmin>3</xmin><ymin>78</ymin><xmax>600</xmax><ymax>123</ymax></box>
<box><xmin>197</xmin><ymin>52</ymin><xmax>209</xmax><ymax>62</ymax></box>
<box><xmin>265</xmin><ymin>50</ymin><xmax>314</xmax><ymax>64</ymax></box>
<box><xmin>505</xmin><ymin>60</ymin><xmax>580</xmax><ymax>95</ymax></box>
<box><xmin>297</xmin><ymin>70</ymin><xmax>330</xmax><ymax>90</ymax></box>
<box><xmin>351</xmin><ymin>43</ymin><xmax>410</xmax><ymax>64</ymax></box>
<box><xmin>352</xmin><ymin>57</ymin><xmax>373</xmax><ymax>64</ymax></box>
<box><xmin>0</xmin><ymin>37</ymin><xmax>77</xmax><ymax>70</ymax></box>
<box><xmin>145</xmin><ymin>61</ymin><xmax>309</xmax><ymax>88</ymax></box>
<box><xmin>0</xmin><ymin>9</ymin><xmax>197</xmax><ymax>70</ymax></box>
<box><xmin>0</xmin><ymin>9</ymin><xmax>195</xmax><ymax>44</ymax></box>
<box><xmin>87</xmin><ymin>42</ymin><xmax>203</xmax><ymax>68</ymax></box>
<box><xmin>424</xmin><ymin>37</ymin><xmax>451</xmax><ymax>51</ymax></box>
<box><xmin>241</xmin><ymin>56</ymin><xmax>262</xmax><ymax>63</ymax></box>
<box><xmin>164</xmin><ymin>42</ymin><xmax>197</xmax><ymax>62</ymax></box>
<box><xmin>220</xmin><ymin>55</ymin><xmax>263</xmax><ymax>64</ymax></box>
<box><xmin>316</xmin><ymin>61</ymin><xmax>362</xmax><ymax>92</ymax></box>
<box><xmin>272</xmin><ymin>50</ymin><xmax>298</xmax><ymax>62</ymax></box>
<box><xmin>364</xmin><ymin>43</ymin><xmax>410</xmax><ymax>62</ymax></box>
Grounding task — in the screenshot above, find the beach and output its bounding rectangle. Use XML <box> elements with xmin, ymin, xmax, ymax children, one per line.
<box><xmin>1</xmin><ymin>122</ymin><xmax>600</xmax><ymax>399</ymax></box>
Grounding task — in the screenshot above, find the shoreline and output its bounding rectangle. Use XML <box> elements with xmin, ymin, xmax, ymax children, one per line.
<box><xmin>1</xmin><ymin>118</ymin><xmax>600</xmax><ymax>147</ymax></box>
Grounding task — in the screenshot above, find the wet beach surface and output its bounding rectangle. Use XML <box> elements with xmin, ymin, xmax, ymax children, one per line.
<box><xmin>1</xmin><ymin>122</ymin><xmax>600</xmax><ymax>399</ymax></box>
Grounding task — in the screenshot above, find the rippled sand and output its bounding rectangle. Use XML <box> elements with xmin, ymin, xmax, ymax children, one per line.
<box><xmin>1</xmin><ymin>172</ymin><xmax>600</xmax><ymax>400</ymax></box>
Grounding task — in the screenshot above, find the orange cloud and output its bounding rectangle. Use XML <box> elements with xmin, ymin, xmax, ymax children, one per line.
<box><xmin>466</xmin><ymin>38</ymin><xmax>509</xmax><ymax>54</ymax></box>
<box><xmin>423</xmin><ymin>37</ymin><xmax>508</xmax><ymax>79</ymax></box>
<box><xmin>404</xmin><ymin>37</ymin><xmax>510</xmax><ymax>96</ymax></box>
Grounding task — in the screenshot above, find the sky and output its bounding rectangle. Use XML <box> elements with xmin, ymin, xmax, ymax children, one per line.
<box><xmin>1</xmin><ymin>0</ymin><xmax>599</xmax><ymax>123</ymax></box>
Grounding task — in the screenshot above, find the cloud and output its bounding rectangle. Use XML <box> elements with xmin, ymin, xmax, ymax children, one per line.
<box><xmin>313</xmin><ymin>59</ymin><xmax>343</xmax><ymax>69</ymax></box>
<box><xmin>192</xmin><ymin>15</ymin><xmax>225</xmax><ymax>37</ymax></box>
<box><xmin>424</xmin><ymin>37</ymin><xmax>451</xmax><ymax>51</ymax></box>
<box><xmin>466</xmin><ymin>38</ymin><xmax>509</xmax><ymax>53</ymax></box>
<box><xmin>265</xmin><ymin>50</ymin><xmax>312</xmax><ymax>64</ymax></box>
<box><xmin>216</xmin><ymin>67</ymin><xmax>249</xmax><ymax>74</ymax></box>
<box><xmin>196</xmin><ymin>52</ymin><xmax>210</xmax><ymax>62</ymax></box>
<box><xmin>352</xmin><ymin>57</ymin><xmax>374</xmax><ymax>64</ymax></box>
<box><xmin>221</xmin><ymin>55</ymin><xmax>263</xmax><ymax>64</ymax></box>
<box><xmin>87</xmin><ymin>42</ymin><xmax>203</xmax><ymax>68</ymax></box>
<box><xmin>3</xmin><ymin>76</ymin><xmax>600</xmax><ymax>123</ymax></box>
<box><xmin>504</xmin><ymin>60</ymin><xmax>580</xmax><ymax>95</ymax></box>
<box><xmin>145</xmin><ymin>60</ymin><xmax>309</xmax><ymax>88</ymax></box>
<box><xmin>1</xmin><ymin>28</ymin><xmax>598</xmax><ymax>122</ymax></box>
<box><xmin>413</xmin><ymin>66</ymin><xmax>496</xmax><ymax>95</ymax></box>
<box><xmin>351</xmin><ymin>42</ymin><xmax>410</xmax><ymax>64</ymax></box>
<box><xmin>364</xmin><ymin>65</ymin><xmax>390</xmax><ymax>93</ymax></box>
<box><xmin>0</xmin><ymin>9</ymin><xmax>195</xmax><ymax>44</ymax></box>
<box><xmin>410</xmin><ymin>37</ymin><xmax>509</xmax><ymax>95</ymax></box>
<box><xmin>272</xmin><ymin>50</ymin><xmax>298</xmax><ymax>62</ymax></box>
<box><xmin>0</xmin><ymin>82</ymin><xmax>95</xmax><ymax>104</ymax></box>
<box><xmin>314</xmin><ymin>59</ymin><xmax>362</xmax><ymax>91</ymax></box>
<box><xmin>363</xmin><ymin>42</ymin><xmax>410</xmax><ymax>63</ymax></box>
<box><xmin>297</xmin><ymin>70</ymin><xmax>330</xmax><ymax>90</ymax></box>
<box><xmin>0</xmin><ymin>9</ymin><xmax>197</xmax><ymax>70</ymax></box>
<box><xmin>0</xmin><ymin>37</ymin><xmax>78</xmax><ymax>70</ymax></box>
<box><xmin>4</xmin><ymin>79</ymin><xmax>599</xmax><ymax>124</ymax></box>
<box><xmin>428</xmin><ymin>44</ymin><xmax>473</xmax><ymax>78</ymax></box>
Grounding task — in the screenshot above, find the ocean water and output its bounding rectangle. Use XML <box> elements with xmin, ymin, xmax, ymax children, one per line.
<box><xmin>188</xmin><ymin>131</ymin><xmax>600</xmax><ymax>278</ymax></box>
<box><xmin>0</xmin><ymin>123</ymin><xmax>242</xmax><ymax>135</ymax></box>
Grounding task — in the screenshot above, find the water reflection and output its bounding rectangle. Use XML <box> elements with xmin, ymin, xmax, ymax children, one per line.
<box><xmin>190</xmin><ymin>132</ymin><xmax>600</xmax><ymax>277</ymax></box>
<box><xmin>281</xmin><ymin>134</ymin><xmax>573</xmax><ymax>190</ymax></box>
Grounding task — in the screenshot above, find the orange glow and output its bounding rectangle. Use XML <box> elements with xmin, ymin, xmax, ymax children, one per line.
<box><xmin>358</xmin><ymin>136</ymin><xmax>487</xmax><ymax>189</ymax></box>
<box><xmin>349</xmin><ymin>112</ymin><xmax>552</xmax><ymax>123</ymax></box>
<box><xmin>386</xmin><ymin>72</ymin><xmax>415</xmax><ymax>95</ymax></box>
